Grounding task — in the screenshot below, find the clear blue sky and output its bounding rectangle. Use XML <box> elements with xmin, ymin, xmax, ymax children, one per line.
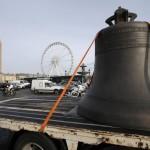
<box><xmin>0</xmin><ymin>0</ymin><xmax>149</xmax><ymax>73</ymax></box>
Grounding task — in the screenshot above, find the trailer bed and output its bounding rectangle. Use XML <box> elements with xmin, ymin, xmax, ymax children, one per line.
<box><xmin>0</xmin><ymin>92</ymin><xmax>150</xmax><ymax>149</ymax></box>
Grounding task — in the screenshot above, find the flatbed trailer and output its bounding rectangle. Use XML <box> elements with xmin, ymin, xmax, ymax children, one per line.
<box><xmin>0</xmin><ymin>94</ymin><xmax>150</xmax><ymax>150</ymax></box>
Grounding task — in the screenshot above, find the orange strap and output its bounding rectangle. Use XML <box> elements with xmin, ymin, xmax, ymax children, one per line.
<box><xmin>39</xmin><ymin>32</ymin><xmax>99</xmax><ymax>132</ymax></box>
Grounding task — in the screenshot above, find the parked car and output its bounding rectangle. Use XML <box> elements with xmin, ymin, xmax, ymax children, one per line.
<box><xmin>31</xmin><ymin>79</ymin><xmax>64</xmax><ymax>94</ymax></box>
<box><xmin>0</xmin><ymin>82</ymin><xmax>4</xmax><ymax>90</ymax></box>
<box><xmin>22</xmin><ymin>80</ymin><xmax>31</xmax><ymax>88</ymax></box>
<box><xmin>9</xmin><ymin>80</ymin><xmax>30</xmax><ymax>89</ymax></box>
<box><xmin>10</xmin><ymin>83</ymin><xmax>20</xmax><ymax>90</ymax></box>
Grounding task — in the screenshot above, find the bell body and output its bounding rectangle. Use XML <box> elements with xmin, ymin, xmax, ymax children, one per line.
<box><xmin>78</xmin><ymin>21</ymin><xmax>150</xmax><ymax>130</ymax></box>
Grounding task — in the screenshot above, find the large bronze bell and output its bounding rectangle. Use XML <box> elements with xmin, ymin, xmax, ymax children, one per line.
<box><xmin>77</xmin><ymin>7</ymin><xmax>150</xmax><ymax>130</ymax></box>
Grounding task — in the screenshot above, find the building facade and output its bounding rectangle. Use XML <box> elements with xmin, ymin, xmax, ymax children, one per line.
<box><xmin>0</xmin><ymin>74</ymin><xmax>16</xmax><ymax>82</ymax></box>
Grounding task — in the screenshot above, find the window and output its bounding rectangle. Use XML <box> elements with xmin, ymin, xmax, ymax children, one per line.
<box><xmin>45</xmin><ymin>82</ymin><xmax>51</xmax><ymax>87</ymax></box>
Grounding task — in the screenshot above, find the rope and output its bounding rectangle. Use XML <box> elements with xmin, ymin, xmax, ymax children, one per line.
<box><xmin>39</xmin><ymin>32</ymin><xmax>99</xmax><ymax>132</ymax></box>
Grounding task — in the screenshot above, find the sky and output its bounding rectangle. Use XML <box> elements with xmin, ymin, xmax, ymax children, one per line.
<box><xmin>0</xmin><ymin>0</ymin><xmax>150</xmax><ymax>74</ymax></box>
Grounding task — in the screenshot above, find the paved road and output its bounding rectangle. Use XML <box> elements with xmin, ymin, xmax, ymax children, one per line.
<box><xmin>0</xmin><ymin>88</ymin><xmax>68</xmax><ymax>150</ymax></box>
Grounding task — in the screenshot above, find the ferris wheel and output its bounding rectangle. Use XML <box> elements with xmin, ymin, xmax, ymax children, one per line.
<box><xmin>41</xmin><ymin>42</ymin><xmax>73</xmax><ymax>76</ymax></box>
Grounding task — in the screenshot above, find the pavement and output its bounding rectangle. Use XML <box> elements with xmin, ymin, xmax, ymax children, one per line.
<box><xmin>0</xmin><ymin>88</ymin><xmax>66</xmax><ymax>150</ymax></box>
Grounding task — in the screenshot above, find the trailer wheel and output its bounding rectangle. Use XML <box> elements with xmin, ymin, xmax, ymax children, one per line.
<box><xmin>13</xmin><ymin>132</ymin><xmax>57</xmax><ymax>150</ymax></box>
